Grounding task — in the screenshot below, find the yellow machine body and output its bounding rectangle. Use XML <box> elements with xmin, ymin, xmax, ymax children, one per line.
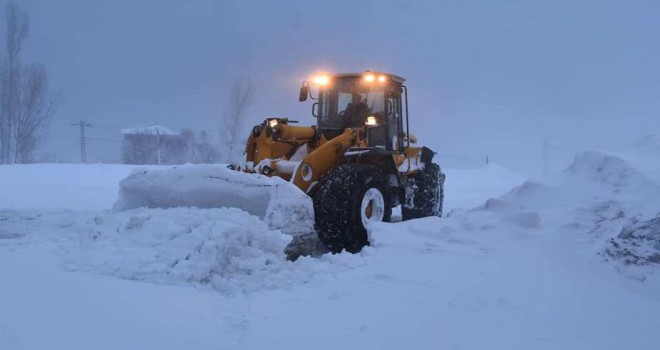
<box><xmin>243</xmin><ymin>121</ymin><xmax>424</xmax><ymax>194</ymax></box>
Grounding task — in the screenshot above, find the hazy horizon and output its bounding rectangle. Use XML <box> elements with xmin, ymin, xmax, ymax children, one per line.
<box><xmin>10</xmin><ymin>0</ymin><xmax>660</xmax><ymax>175</ymax></box>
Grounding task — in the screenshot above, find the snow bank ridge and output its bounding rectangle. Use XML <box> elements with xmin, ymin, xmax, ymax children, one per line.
<box><xmin>55</xmin><ymin>208</ymin><xmax>304</xmax><ymax>293</ymax></box>
<box><xmin>566</xmin><ymin>151</ymin><xmax>654</xmax><ymax>190</ymax></box>
<box><xmin>480</xmin><ymin>181</ymin><xmax>552</xmax><ymax>214</ymax></box>
<box><xmin>604</xmin><ymin>215</ymin><xmax>660</xmax><ymax>266</ymax></box>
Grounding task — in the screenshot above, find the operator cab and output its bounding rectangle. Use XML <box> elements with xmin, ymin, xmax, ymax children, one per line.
<box><xmin>299</xmin><ymin>72</ymin><xmax>407</xmax><ymax>151</ymax></box>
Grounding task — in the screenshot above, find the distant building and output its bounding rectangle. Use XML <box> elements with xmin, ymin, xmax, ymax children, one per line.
<box><xmin>121</xmin><ymin>124</ymin><xmax>186</xmax><ymax>165</ymax></box>
<box><xmin>121</xmin><ymin>124</ymin><xmax>178</xmax><ymax>137</ymax></box>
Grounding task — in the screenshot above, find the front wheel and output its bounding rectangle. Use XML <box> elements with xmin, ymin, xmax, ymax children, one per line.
<box><xmin>313</xmin><ymin>164</ymin><xmax>392</xmax><ymax>253</ymax></box>
<box><xmin>402</xmin><ymin>162</ymin><xmax>445</xmax><ymax>220</ymax></box>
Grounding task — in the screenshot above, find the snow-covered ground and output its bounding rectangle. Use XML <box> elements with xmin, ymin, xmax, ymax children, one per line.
<box><xmin>0</xmin><ymin>164</ymin><xmax>137</xmax><ymax>210</ymax></box>
<box><xmin>1</xmin><ymin>141</ymin><xmax>659</xmax><ymax>349</ymax></box>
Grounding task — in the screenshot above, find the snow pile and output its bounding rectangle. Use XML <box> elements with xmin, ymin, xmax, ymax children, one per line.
<box><xmin>113</xmin><ymin>164</ymin><xmax>315</xmax><ymax>236</ymax></box>
<box><xmin>0</xmin><ymin>207</ymin><xmax>359</xmax><ymax>294</ymax></box>
<box><xmin>443</xmin><ymin>163</ymin><xmax>526</xmax><ymax>212</ymax></box>
<box><xmin>67</xmin><ymin>208</ymin><xmax>293</xmax><ymax>293</ymax></box>
<box><xmin>565</xmin><ymin>151</ymin><xmax>655</xmax><ymax>191</ymax></box>
<box><xmin>482</xmin><ymin>150</ymin><xmax>656</xmax><ymax>216</ymax></box>
<box><xmin>616</xmin><ymin>135</ymin><xmax>660</xmax><ymax>186</ymax></box>
<box><xmin>481</xmin><ymin>180</ymin><xmax>557</xmax><ymax>213</ymax></box>
<box><xmin>474</xmin><ymin>146</ymin><xmax>660</xmax><ymax>284</ymax></box>
<box><xmin>603</xmin><ymin>216</ymin><xmax>660</xmax><ymax>266</ymax></box>
<box><xmin>561</xmin><ymin>151</ymin><xmax>660</xmax><ymax>279</ymax></box>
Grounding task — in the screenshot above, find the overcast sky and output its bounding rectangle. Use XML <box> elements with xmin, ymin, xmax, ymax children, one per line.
<box><xmin>9</xmin><ymin>0</ymin><xmax>660</xmax><ymax>174</ymax></box>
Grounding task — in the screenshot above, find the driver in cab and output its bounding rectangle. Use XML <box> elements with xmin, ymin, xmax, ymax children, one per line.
<box><xmin>341</xmin><ymin>92</ymin><xmax>371</xmax><ymax>128</ymax></box>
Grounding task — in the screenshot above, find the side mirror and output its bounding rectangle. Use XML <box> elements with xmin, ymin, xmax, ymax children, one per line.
<box><xmin>299</xmin><ymin>85</ymin><xmax>309</xmax><ymax>102</ymax></box>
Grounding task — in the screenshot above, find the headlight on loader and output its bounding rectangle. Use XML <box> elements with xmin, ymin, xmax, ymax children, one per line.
<box><xmin>312</xmin><ymin>75</ymin><xmax>330</xmax><ymax>85</ymax></box>
<box><xmin>365</xmin><ymin>116</ymin><xmax>378</xmax><ymax>126</ymax></box>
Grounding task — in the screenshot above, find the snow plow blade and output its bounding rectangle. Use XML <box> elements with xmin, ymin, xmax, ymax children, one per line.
<box><xmin>113</xmin><ymin>164</ymin><xmax>315</xmax><ymax>236</ymax></box>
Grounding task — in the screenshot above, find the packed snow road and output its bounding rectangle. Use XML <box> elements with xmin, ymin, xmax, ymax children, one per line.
<box><xmin>1</xmin><ymin>150</ymin><xmax>659</xmax><ymax>349</ymax></box>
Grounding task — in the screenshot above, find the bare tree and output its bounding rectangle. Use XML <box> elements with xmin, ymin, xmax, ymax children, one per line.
<box><xmin>12</xmin><ymin>64</ymin><xmax>57</xmax><ymax>162</ymax></box>
<box><xmin>1</xmin><ymin>1</ymin><xmax>28</xmax><ymax>163</ymax></box>
<box><xmin>180</xmin><ymin>128</ymin><xmax>196</xmax><ymax>162</ymax></box>
<box><xmin>194</xmin><ymin>131</ymin><xmax>219</xmax><ymax>163</ymax></box>
<box><xmin>0</xmin><ymin>1</ymin><xmax>57</xmax><ymax>163</ymax></box>
<box><xmin>180</xmin><ymin>129</ymin><xmax>219</xmax><ymax>164</ymax></box>
<box><xmin>221</xmin><ymin>76</ymin><xmax>253</xmax><ymax>164</ymax></box>
<box><xmin>121</xmin><ymin>130</ymin><xmax>192</xmax><ymax>165</ymax></box>
<box><xmin>122</xmin><ymin>133</ymin><xmax>159</xmax><ymax>165</ymax></box>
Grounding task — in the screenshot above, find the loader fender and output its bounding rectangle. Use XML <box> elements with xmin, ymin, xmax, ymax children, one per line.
<box><xmin>291</xmin><ymin>129</ymin><xmax>355</xmax><ymax>193</ymax></box>
<box><xmin>342</xmin><ymin>147</ymin><xmax>403</xmax><ymax>208</ymax></box>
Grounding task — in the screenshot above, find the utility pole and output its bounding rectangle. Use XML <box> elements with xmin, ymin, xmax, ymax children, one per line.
<box><xmin>71</xmin><ymin>121</ymin><xmax>92</xmax><ymax>163</ymax></box>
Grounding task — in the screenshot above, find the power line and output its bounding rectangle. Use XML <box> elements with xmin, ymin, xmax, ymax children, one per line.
<box><xmin>90</xmin><ymin>124</ymin><xmax>124</xmax><ymax>130</ymax></box>
<box><xmin>55</xmin><ymin>121</ymin><xmax>123</xmax><ymax>130</ymax></box>
<box><xmin>85</xmin><ymin>137</ymin><xmax>120</xmax><ymax>143</ymax></box>
<box><xmin>71</xmin><ymin>121</ymin><xmax>92</xmax><ymax>163</ymax></box>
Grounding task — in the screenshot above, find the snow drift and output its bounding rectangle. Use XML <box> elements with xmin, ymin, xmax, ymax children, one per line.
<box><xmin>0</xmin><ymin>207</ymin><xmax>359</xmax><ymax>294</ymax></box>
<box><xmin>605</xmin><ymin>215</ymin><xmax>660</xmax><ymax>265</ymax></box>
<box><xmin>476</xmin><ymin>147</ymin><xmax>660</xmax><ymax>284</ymax></box>
<box><xmin>66</xmin><ymin>208</ymin><xmax>296</xmax><ymax>293</ymax></box>
<box><xmin>566</xmin><ymin>151</ymin><xmax>655</xmax><ymax>191</ymax></box>
<box><xmin>113</xmin><ymin>164</ymin><xmax>315</xmax><ymax>236</ymax></box>
<box><xmin>482</xmin><ymin>150</ymin><xmax>657</xmax><ymax>214</ymax></box>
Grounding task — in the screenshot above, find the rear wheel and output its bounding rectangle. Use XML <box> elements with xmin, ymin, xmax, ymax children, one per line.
<box><xmin>313</xmin><ymin>164</ymin><xmax>392</xmax><ymax>253</ymax></box>
<box><xmin>402</xmin><ymin>162</ymin><xmax>445</xmax><ymax>220</ymax></box>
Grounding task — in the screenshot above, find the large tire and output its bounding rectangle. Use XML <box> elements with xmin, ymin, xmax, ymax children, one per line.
<box><xmin>313</xmin><ymin>164</ymin><xmax>392</xmax><ymax>253</ymax></box>
<box><xmin>402</xmin><ymin>163</ymin><xmax>445</xmax><ymax>220</ymax></box>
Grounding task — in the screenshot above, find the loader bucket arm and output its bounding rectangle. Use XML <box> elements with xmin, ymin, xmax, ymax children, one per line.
<box><xmin>292</xmin><ymin>129</ymin><xmax>356</xmax><ymax>193</ymax></box>
<box><xmin>244</xmin><ymin>120</ymin><xmax>317</xmax><ymax>173</ymax></box>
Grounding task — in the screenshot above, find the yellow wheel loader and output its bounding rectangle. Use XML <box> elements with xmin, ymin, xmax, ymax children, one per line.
<box><xmin>115</xmin><ymin>71</ymin><xmax>445</xmax><ymax>255</ymax></box>
<box><xmin>241</xmin><ymin>71</ymin><xmax>445</xmax><ymax>253</ymax></box>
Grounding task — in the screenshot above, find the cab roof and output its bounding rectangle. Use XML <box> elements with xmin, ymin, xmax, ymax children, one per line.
<box><xmin>332</xmin><ymin>71</ymin><xmax>406</xmax><ymax>84</ymax></box>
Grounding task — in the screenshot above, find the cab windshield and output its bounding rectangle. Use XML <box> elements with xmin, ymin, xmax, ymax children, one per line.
<box><xmin>319</xmin><ymin>77</ymin><xmax>386</xmax><ymax>128</ymax></box>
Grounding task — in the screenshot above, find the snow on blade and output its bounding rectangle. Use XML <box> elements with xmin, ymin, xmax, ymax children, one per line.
<box><xmin>113</xmin><ymin>164</ymin><xmax>314</xmax><ymax>236</ymax></box>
